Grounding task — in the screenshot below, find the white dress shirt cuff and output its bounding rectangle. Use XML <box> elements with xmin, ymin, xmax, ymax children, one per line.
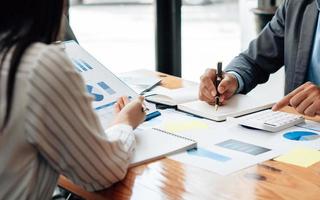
<box><xmin>227</xmin><ymin>71</ymin><xmax>244</xmax><ymax>94</ymax></box>
<box><xmin>104</xmin><ymin>124</ymin><xmax>133</xmax><ymax>140</ymax></box>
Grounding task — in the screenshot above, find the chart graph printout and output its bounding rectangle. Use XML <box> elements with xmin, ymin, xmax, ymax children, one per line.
<box><xmin>216</xmin><ymin>139</ymin><xmax>271</xmax><ymax>156</ymax></box>
<box><xmin>64</xmin><ymin>41</ymin><xmax>138</xmax><ymax>129</ymax></box>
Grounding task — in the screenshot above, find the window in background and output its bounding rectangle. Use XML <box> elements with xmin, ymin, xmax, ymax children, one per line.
<box><xmin>181</xmin><ymin>0</ymin><xmax>240</xmax><ymax>82</ymax></box>
<box><xmin>69</xmin><ymin>0</ymin><xmax>155</xmax><ymax>74</ymax></box>
<box><xmin>70</xmin><ymin>0</ymin><xmax>241</xmax><ymax>81</ymax></box>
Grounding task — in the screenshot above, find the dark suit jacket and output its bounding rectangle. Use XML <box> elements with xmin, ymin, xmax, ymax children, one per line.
<box><xmin>225</xmin><ymin>0</ymin><xmax>319</xmax><ymax>95</ymax></box>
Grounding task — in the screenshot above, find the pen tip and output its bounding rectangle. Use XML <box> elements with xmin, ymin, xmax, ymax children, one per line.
<box><xmin>215</xmin><ymin>104</ymin><xmax>218</xmax><ymax>111</ymax></box>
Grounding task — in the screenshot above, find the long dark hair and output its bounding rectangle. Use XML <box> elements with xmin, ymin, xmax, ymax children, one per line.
<box><xmin>0</xmin><ymin>1</ymin><xmax>65</xmax><ymax>131</ymax></box>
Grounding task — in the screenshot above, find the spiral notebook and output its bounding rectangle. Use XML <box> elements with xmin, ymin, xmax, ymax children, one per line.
<box><xmin>130</xmin><ymin>127</ymin><xmax>197</xmax><ymax>167</ymax></box>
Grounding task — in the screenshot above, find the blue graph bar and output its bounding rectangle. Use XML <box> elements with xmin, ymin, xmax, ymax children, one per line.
<box><xmin>80</xmin><ymin>60</ymin><xmax>93</xmax><ymax>70</ymax></box>
<box><xmin>187</xmin><ymin>148</ymin><xmax>231</xmax><ymax>162</ymax></box>
<box><xmin>86</xmin><ymin>85</ymin><xmax>104</xmax><ymax>102</ymax></box>
<box><xmin>95</xmin><ymin>100</ymin><xmax>117</xmax><ymax>111</ymax></box>
<box><xmin>95</xmin><ymin>96</ymin><xmax>133</xmax><ymax>111</ymax></box>
<box><xmin>72</xmin><ymin>61</ymin><xmax>82</xmax><ymax>72</ymax></box>
<box><xmin>72</xmin><ymin>59</ymin><xmax>94</xmax><ymax>72</ymax></box>
<box><xmin>216</xmin><ymin>139</ymin><xmax>270</xmax><ymax>156</ymax></box>
<box><xmin>74</xmin><ymin>60</ymin><xmax>87</xmax><ymax>71</ymax></box>
<box><xmin>97</xmin><ymin>82</ymin><xmax>116</xmax><ymax>95</ymax></box>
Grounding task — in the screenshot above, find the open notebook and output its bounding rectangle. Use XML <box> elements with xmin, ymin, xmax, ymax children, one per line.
<box><xmin>178</xmin><ymin>95</ymin><xmax>276</xmax><ymax>121</ymax></box>
<box><xmin>146</xmin><ymin>86</ymin><xmax>278</xmax><ymax>121</ymax></box>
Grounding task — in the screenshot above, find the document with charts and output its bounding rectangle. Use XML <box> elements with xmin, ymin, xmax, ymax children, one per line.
<box><xmin>147</xmin><ymin>110</ymin><xmax>320</xmax><ymax>175</ymax></box>
<box><xmin>64</xmin><ymin>41</ymin><xmax>144</xmax><ymax>129</ymax></box>
<box><xmin>64</xmin><ymin>41</ymin><xmax>196</xmax><ymax>166</ymax></box>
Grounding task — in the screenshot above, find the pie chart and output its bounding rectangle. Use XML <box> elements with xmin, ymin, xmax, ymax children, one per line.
<box><xmin>283</xmin><ymin>131</ymin><xmax>320</xmax><ymax>141</ymax></box>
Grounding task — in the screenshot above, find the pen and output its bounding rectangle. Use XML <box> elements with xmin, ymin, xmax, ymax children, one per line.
<box><xmin>145</xmin><ymin>111</ymin><xmax>161</xmax><ymax>121</ymax></box>
<box><xmin>215</xmin><ymin>62</ymin><xmax>223</xmax><ymax>111</ymax></box>
<box><xmin>142</xmin><ymin>106</ymin><xmax>150</xmax><ymax>112</ymax></box>
<box><xmin>140</xmin><ymin>79</ymin><xmax>162</xmax><ymax>95</ymax></box>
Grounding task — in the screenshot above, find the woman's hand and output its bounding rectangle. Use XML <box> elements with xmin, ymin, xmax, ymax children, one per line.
<box><xmin>113</xmin><ymin>96</ymin><xmax>146</xmax><ymax>129</ymax></box>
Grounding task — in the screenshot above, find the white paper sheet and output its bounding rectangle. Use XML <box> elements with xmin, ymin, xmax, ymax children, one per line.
<box><xmin>296</xmin><ymin>120</ymin><xmax>320</xmax><ymax>132</ymax></box>
<box><xmin>151</xmin><ymin>110</ymin><xmax>320</xmax><ymax>175</ymax></box>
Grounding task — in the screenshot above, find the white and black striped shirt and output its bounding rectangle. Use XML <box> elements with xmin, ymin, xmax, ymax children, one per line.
<box><xmin>0</xmin><ymin>43</ymin><xmax>135</xmax><ymax>199</ymax></box>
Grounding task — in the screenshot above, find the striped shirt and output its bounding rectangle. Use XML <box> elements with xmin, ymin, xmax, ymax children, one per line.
<box><xmin>0</xmin><ymin>43</ymin><xmax>135</xmax><ymax>199</ymax></box>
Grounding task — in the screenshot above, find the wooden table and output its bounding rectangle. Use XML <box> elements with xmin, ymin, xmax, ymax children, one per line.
<box><xmin>58</xmin><ymin>70</ymin><xmax>320</xmax><ymax>200</ymax></box>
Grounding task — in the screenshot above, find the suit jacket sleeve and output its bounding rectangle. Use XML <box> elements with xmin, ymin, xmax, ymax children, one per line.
<box><xmin>225</xmin><ymin>0</ymin><xmax>288</xmax><ymax>94</ymax></box>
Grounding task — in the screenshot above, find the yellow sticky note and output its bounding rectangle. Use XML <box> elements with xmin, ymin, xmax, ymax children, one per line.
<box><xmin>164</xmin><ymin>120</ymin><xmax>208</xmax><ymax>133</ymax></box>
<box><xmin>274</xmin><ymin>147</ymin><xmax>320</xmax><ymax>168</ymax></box>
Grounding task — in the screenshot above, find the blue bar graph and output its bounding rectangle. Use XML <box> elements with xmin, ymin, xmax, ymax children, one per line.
<box><xmin>81</xmin><ymin>60</ymin><xmax>93</xmax><ymax>70</ymax></box>
<box><xmin>95</xmin><ymin>96</ymin><xmax>133</xmax><ymax>111</ymax></box>
<box><xmin>97</xmin><ymin>82</ymin><xmax>116</xmax><ymax>95</ymax></box>
<box><xmin>73</xmin><ymin>59</ymin><xmax>94</xmax><ymax>72</ymax></box>
<box><xmin>86</xmin><ymin>85</ymin><xmax>104</xmax><ymax>101</ymax></box>
<box><xmin>187</xmin><ymin>148</ymin><xmax>231</xmax><ymax>162</ymax></box>
<box><xmin>216</xmin><ymin>139</ymin><xmax>270</xmax><ymax>156</ymax></box>
<box><xmin>95</xmin><ymin>100</ymin><xmax>117</xmax><ymax>111</ymax></box>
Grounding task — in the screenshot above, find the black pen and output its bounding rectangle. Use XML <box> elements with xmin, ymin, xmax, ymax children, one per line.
<box><xmin>215</xmin><ymin>62</ymin><xmax>223</xmax><ymax>111</ymax></box>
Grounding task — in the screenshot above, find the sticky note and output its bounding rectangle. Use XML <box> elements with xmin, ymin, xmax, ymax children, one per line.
<box><xmin>164</xmin><ymin>120</ymin><xmax>208</xmax><ymax>133</ymax></box>
<box><xmin>274</xmin><ymin>147</ymin><xmax>320</xmax><ymax>168</ymax></box>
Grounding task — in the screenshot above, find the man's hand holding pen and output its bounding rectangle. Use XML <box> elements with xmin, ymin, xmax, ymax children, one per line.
<box><xmin>199</xmin><ymin>64</ymin><xmax>239</xmax><ymax>107</ymax></box>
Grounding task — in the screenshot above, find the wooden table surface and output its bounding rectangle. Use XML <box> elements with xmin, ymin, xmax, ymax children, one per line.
<box><xmin>58</xmin><ymin>70</ymin><xmax>320</xmax><ymax>200</ymax></box>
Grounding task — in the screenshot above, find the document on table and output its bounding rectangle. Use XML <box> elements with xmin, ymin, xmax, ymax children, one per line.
<box><xmin>296</xmin><ymin>120</ymin><xmax>320</xmax><ymax>132</ymax></box>
<box><xmin>148</xmin><ymin>110</ymin><xmax>320</xmax><ymax>175</ymax></box>
<box><xmin>119</xmin><ymin>74</ymin><xmax>162</xmax><ymax>95</ymax></box>
<box><xmin>64</xmin><ymin>41</ymin><xmax>157</xmax><ymax>130</ymax></box>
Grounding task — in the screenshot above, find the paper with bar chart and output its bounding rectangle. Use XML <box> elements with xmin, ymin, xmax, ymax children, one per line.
<box><xmin>148</xmin><ymin>110</ymin><xmax>320</xmax><ymax>175</ymax></box>
<box><xmin>145</xmin><ymin>110</ymin><xmax>279</xmax><ymax>175</ymax></box>
<box><xmin>64</xmin><ymin>41</ymin><xmax>138</xmax><ymax>129</ymax></box>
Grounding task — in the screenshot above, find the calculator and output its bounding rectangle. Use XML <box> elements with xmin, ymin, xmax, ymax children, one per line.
<box><xmin>229</xmin><ymin>109</ymin><xmax>305</xmax><ymax>132</ymax></box>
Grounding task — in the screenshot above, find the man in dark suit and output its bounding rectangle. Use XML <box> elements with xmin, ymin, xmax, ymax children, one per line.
<box><xmin>199</xmin><ymin>0</ymin><xmax>320</xmax><ymax>116</ymax></box>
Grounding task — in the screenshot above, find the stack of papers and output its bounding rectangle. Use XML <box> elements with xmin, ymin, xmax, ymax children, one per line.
<box><xmin>142</xmin><ymin>110</ymin><xmax>320</xmax><ymax>175</ymax></box>
<box><xmin>119</xmin><ymin>74</ymin><xmax>162</xmax><ymax>95</ymax></box>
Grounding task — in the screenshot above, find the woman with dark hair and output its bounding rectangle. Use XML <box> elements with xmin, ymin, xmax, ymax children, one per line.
<box><xmin>0</xmin><ymin>1</ymin><xmax>145</xmax><ymax>199</ymax></box>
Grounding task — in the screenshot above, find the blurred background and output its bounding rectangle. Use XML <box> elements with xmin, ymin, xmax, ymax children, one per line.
<box><xmin>69</xmin><ymin>0</ymin><xmax>284</xmax><ymax>95</ymax></box>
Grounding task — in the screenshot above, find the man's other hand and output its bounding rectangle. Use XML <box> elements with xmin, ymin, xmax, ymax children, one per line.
<box><xmin>272</xmin><ymin>82</ymin><xmax>320</xmax><ymax>116</ymax></box>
